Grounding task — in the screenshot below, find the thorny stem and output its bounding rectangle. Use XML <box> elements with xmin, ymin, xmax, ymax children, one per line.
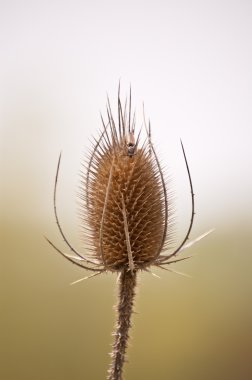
<box><xmin>108</xmin><ymin>269</ymin><xmax>137</xmax><ymax>380</ymax></box>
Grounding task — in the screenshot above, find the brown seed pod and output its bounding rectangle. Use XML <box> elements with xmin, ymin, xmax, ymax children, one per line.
<box><xmin>46</xmin><ymin>87</ymin><xmax>201</xmax><ymax>380</ymax></box>
<box><xmin>84</xmin><ymin>109</ymin><xmax>171</xmax><ymax>272</ymax></box>
<box><xmin>46</xmin><ymin>89</ymin><xmax>195</xmax><ymax>274</ymax></box>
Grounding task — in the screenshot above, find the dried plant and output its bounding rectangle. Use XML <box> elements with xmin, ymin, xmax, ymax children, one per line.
<box><xmin>46</xmin><ymin>87</ymin><xmax>212</xmax><ymax>380</ymax></box>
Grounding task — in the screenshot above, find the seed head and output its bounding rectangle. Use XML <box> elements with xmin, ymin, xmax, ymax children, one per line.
<box><xmin>45</xmin><ymin>87</ymin><xmax>205</xmax><ymax>380</ymax></box>
<box><xmin>46</xmin><ymin>87</ymin><xmax>197</xmax><ymax>277</ymax></box>
<box><xmin>81</xmin><ymin>91</ymin><xmax>173</xmax><ymax>273</ymax></box>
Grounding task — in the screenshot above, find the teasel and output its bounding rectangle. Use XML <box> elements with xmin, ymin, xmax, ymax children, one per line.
<box><xmin>46</xmin><ymin>86</ymin><xmax>213</xmax><ymax>380</ymax></box>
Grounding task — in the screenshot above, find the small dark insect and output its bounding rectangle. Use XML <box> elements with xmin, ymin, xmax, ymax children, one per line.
<box><xmin>126</xmin><ymin>131</ymin><xmax>137</xmax><ymax>157</ymax></box>
<box><xmin>46</xmin><ymin>86</ymin><xmax>212</xmax><ymax>380</ymax></box>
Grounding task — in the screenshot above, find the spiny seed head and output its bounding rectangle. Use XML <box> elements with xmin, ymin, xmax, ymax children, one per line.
<box><xmin>46</xmin><ymin>87</ymin><xmax>198</xmax><ymax>380</ymax></box>
<box><xmin>80</xmin><ymin>92</ymin><xmax>173</xmax><ymax>272</ymax></box>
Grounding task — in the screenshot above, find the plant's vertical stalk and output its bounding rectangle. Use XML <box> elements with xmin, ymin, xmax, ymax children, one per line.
<box><xmin>108</xmin><ymin>269</ymin><xmax>137</xmax><ymax>380</ymax></box>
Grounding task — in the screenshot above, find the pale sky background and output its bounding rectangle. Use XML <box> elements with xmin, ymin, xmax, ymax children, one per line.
<box><xmin>1</xmin><ymin>0</ymin><xmax>252</xmax><ymax>240</ymax></box>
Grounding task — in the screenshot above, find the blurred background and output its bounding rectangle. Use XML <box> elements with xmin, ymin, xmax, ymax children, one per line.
<box><xmin>1</xmin><ymin>1</ymin><xmax>252</xmax><ymax>379</ymax></box>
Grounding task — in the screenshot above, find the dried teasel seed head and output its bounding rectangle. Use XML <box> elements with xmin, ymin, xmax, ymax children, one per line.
<box><xmin>80</xmin><ymin>92</ymin><xmax>173</xmax><ymax>272</ymax></box>
<box><xmin>46</xmin><ymin>86</ymin><xmax>199</xmax><ymax>380</ymax></box>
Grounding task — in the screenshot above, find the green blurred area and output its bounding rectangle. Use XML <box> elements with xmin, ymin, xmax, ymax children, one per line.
<box><xmin>1</xmin><ymin>222</ymin><xmax>252</xmax><ymax>380</ymax></box>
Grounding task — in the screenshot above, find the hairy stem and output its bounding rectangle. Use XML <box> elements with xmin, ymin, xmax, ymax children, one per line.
<box><xmin>108</xmin><ymin>269</ymin><xmax>137</xmax><ymax>380</ymax></box>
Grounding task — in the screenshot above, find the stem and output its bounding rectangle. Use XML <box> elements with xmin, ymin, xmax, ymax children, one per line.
<box><xmin>108</xmin><ymin>269</ymin><xmax>137</xmax><ymax>380</ymax></box>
